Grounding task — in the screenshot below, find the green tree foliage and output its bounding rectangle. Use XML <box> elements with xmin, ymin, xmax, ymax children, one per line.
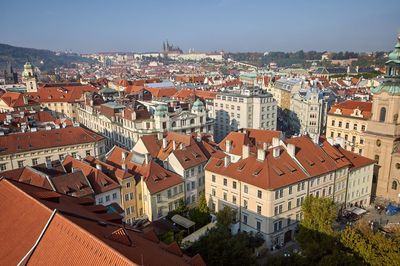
<box><xmin>216</xmin><ymin>206</ymin><xmax>236</xmax><ymax>228</ymax></box>
<box><xmin>341</xmin><ymin>222</ymin><xmax>400</xmax><ymax>265</ymax></box>
<box><xmin>186</xmin><ymin>226</ymin><xmax>264</xmax><ymax>266</ymax></box>
<box><xmin>188</xmin><ymin>193</ymin><xmax>211</xmax><ymax>228</ymax></box>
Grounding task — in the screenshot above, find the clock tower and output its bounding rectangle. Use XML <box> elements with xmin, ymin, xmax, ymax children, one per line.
<box><xmin>364</xmin><ymin>35</ymin><xmax>400</xmax><ymax>203</ymax></box>
<box><xmin>22</xmin><ymin>61</ymin><xmax>38</xmax><ymax>92</ymax></box>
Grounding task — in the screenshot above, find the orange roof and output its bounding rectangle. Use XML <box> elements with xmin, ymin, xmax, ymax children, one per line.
<box><xmin>28</xmin><ymin>84</ymin><xmax>97</xmax><ymax>103</ymax></box>
<box><xmin>146</xmin><ymin>87</ymin><xmax>178</xmax><ymax>98</ymax></box>
<box><xmin>338</xmin><ymin>147</ymin><xmax>375</xmax><ymax>170</ymax></box>
<box><xmin>0</xmin><ymin>127</ymin><xmax>104</xmax><ymax>155</ymax></box>
<box><xmin>84</xmin><ymin>155</ymin><xmax>133</xmax><ymax>182</ymax></box>
<box><xmin>0</xmin><ymin>179</ymin><xmax>203</xmax><ymax>265</ymax></box>
<box><xmin>63</xmin><ymin>156</ymin><xmax>120</xmax><ymax>194</ymax></box>
<box><xmin>206</xmin><ymin>147</ymin><xmax>308</xmax><ymax>190</ymax></box>
<box><xmin>0</xmin><ymin>167</ymin><xmax>53</xmax><ymax>190</ymax></box>
<box><xmin>328</xmin><ymin>100</ymin><xmax>372</xmax><ymax>119</ymax></box>
<box><xmin>0</xmin><ymin>92</ymin><xmax>37</xmax><ymax>107</ymax></box>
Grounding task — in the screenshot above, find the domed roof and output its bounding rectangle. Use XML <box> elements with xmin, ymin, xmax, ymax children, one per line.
<box><xmin>388</xmin><ymin>35</ymin><xmax>400</xmax><ymax>62</ymax></box>
<box><xmin>24</xmin><ymin>62</ymin><xmax>33</xmax><ymax>69</ymax></box>
<box><xmin>154</xmin><ymin>104</ymin><xmax>168</xmax><ymax>116</ymax></box>
<box><xmin>191</xmin><ymin>99</ymin><xmax>204</xmax><ymax>112</ymax></box>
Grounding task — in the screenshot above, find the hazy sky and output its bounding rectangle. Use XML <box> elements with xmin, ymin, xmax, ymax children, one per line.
<box><xmin>2</xmin><ymin>0</ymin><xmax>400</xmax><ymax>53</ymax></box>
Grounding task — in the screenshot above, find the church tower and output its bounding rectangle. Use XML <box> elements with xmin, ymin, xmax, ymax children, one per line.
<box><xmin>364</xmin><ymin>35</ymin><xmax>400</xmax><ymax>203</ymax></box>
<box><xmin>22</xmin><ymin>62</ymin><xmax>38</xmax><ymax>92</ymax></box>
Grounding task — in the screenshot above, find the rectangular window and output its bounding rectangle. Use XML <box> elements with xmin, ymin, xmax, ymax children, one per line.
<box><xmin>0</xmin><ymin>163</ymin><xmax>6</xmax><ymax>171</ymax></box>
<box><xmin>244</xmin><ymin>185</ymin><xmax>248</xmax><ymax>193</ymax></box>
<box><xmin>212</xmin><ymin>175</ymin><xmax>216</xmax><ymax>182</ymax></box>
<box><xmin>167</xmin><ymin>189</ymin><xmax>171</xmax><ymax>198</ymax></box>
<box><xmin>288</xmin><ymin>186</ymin><xmax>292</xmax><ymax>195</ymax></box>
<box><xmin>126</xmin><ymin>182</ymin><xmax>131</xmax><ymax>188</ymax></box>
<box><xmin>105</xmin><ymin>195</ymin><xmax>110</xmax><ymax>202</ymax></box>
<box><xmin>232</xmin><ymin>195</ymin><xmax>237</xmax><ymax>204</ymax></box>
<box><xmin>244</xmin><ymin>199</ymin><xmax>248</xmax><ymax>209</ymax></box>
<box><xmin>257</xmin><ymin>190</ymin><xmax>262</xmax><ymax>199</ymax></box>
<box><xmin>243</xmin><ymin>215</ymin><xmax>248</xmax><ymax>225</ymax></box>
<box><xmin>257</xmin><ymin>205</ymin><xmax>262</xmax><ymax>214</ymax></box>
<box><xmin>288</xmin><ymin>201</ymin><xmax>292</xmax><ymax>210</ymax></box>
<box><xmin>223</xmin><ymin>178</ymin><xmax>227</xmax><ymax>186</ymax></box>
<box><xmin>18</xmin><ymin>160</ymin><xmax>24</xmax><ymax>168</ymax></box>
<box><xmin>125</xmin><ymin>194</ymin><xmax>129</xmax><ymax>202</ymax></box>
<box><xmin>212</xmin><ymin>188</ymin><xmax>216</xmax><ymax>196</ymax></box>
<box><xmin>157</xmin><ymin>194</ymin><xmax>161</xmax><ymax>203</ymax></box>
<box><xmin>223</xmin><ymin>192</ymin><xmax>227</xmax><ymax>201</ymax></box>
<box><xmin>112</xmin><ymin>193</ymin><xmax>117</xmax><ymax>199</ymax></box>
<box><xmin>233</xmin><ymin>181</ymin><xmax>237</xmax><ymax>189</ymax></box>
<box><xmin>32</xmin><ymin>158</ymin><xmax>38</xmax><ymax>166</ymax></box>
<box><xmin>256</xmin><ymin>221</ymin><xmax>261</xmax><ymax>231</ymax></box>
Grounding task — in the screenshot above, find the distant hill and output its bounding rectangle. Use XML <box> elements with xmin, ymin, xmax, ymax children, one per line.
<box><xmin>0</xmin><ymin>43</ymin><xmax>96</xmax><ymax>72</ymax></box>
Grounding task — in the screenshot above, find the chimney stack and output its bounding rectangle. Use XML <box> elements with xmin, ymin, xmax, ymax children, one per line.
<box><xmin>162</xmin><ymin>138</ymin><xmax>167</xmax><ymax>149</ymax></box>
<box><xmin>172</xmin><ymin>140</ymin><xmax>176</xmax><ymax>150</ymax></box>
<box><xmin>96</xmin><ymin>163</ymin><xmax>102</xmax><ymax>171</ymax></box>
<box><xmin>257</xmin><ymin>148</ymin><xmax>266</xmax><ymax>161</ymax></box>
<box><xmin>196</xmin><ymin>132</ymin><xmax>202</xmax><ymax>142</ymax></box>
<box><xmin>224</xmin><ymin>156</ymin><xmax>231</xmax><ymax>167</ymax></box>
<box><xmin>145</xmin><ymin>153</ymin><xmax>149</xmax><ymax>164</ymax></box>
<box><xmin>273</xmin><ymin>147</ymin><xmax>280</xmax><ymax>158</ymax></box>
<box><xmin>122</xmin><ymin>151</ymin><xmax>127</xmax><ymax>161</ymax></box>
<box><xmin>157</xmin><ymin>132</ymin><xmax>163</xmax><ymax>140</ymax></box>
<box><xmin>287</xmin><ymin>143</ymin><xmax>296</xmax><ymax>157</ymax></box>
<box><xmin>242</xmin><ymin>144</ymin><xmax>250</xmax><ymax>159</ymax></box>
<box><xmin>272</xmin><ymin>137</ymin><xmax>280</xmax><ymax>148</ymax></box>
<box><xmin>225</xmin><ymin>140</ymin><xmax>232</xmax><ymax>153</ymax></box>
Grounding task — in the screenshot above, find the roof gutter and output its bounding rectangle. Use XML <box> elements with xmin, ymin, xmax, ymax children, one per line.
<box><xmin>18</xmin><ymin>209</ymin><xmax>57</xmax><ymax>266</ymax></box>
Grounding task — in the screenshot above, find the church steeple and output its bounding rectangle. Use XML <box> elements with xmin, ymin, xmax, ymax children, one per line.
<box><xmin>22</xmin><ymin>61</ymin><xmax>38</xmax><ymax>92</ymax></box>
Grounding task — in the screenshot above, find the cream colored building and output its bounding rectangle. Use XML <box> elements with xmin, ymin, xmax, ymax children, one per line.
<box><xmin>205</xmin><ymin>129</ymin><xmax>374</xmax><ymax>248</ymax></box>
<box><xmin>0</xmin><ymin>127</ymin><xmax>106</xmax><ymax>171</ymax></box>
<box><xmin>326</xmin><ymin>100</ymin><xmax>372</xmax><ymax>155</ymax></box>
<box><xmin>78</xmin><ymin>98</ymin><xmax>213</xmax><ymax>150</ymax></box>
<box><xmin>270</xmin><ymin>78</ymin><xmax>304</xmax><ymax>110</ymax></box>
<box><xmin>213</xmin><ymin>87</ymin><xmax>277</xmax><ymax>142</ymax></box>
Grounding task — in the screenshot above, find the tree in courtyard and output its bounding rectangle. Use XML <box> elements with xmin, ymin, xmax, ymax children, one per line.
<box><xmin>216</xmin><ymin>206</ymin><xmax>236</xmax><ymax>228</ymax></box>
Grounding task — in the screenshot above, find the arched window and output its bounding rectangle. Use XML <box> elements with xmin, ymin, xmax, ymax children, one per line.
<box><xmin>392</xmin><ymin>181</ymin><xmax>398</xmax><ymax>190</ymax></box>
<box><xmin>171</xmin><ymin>121</ymin><xmax>176</xmax><ymax>128</ymax></box>
<box><xmin>190</xmin><ymin>118</ymin><xmax>195</xmax><ymax>125</ymax></box>
<box><xmin>379</xmin><ymin>107</ymin><xmax>386</xmax><ymax>122</ymax></box>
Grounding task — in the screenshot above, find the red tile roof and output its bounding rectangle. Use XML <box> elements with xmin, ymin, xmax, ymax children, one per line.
<box><xmin>28</xmin><ymin>84</ymin><xmax>97</xmax><ymax>103</ymax></box>
<box><xmin>0</xmin><ymin>92</ymin><xmax>37</xmax><ymax>108</ymax></box>
<box><xmin>63</xmin><ymin>156</ymin><xmax>120</xmax><ymax>194</ymax></box>
<box><xmin>328</xmin><ymin>100</ymin><xmax>372</xmax><ymax>119</ymax></box>
<box><xmin>0</xmin><ymin>179</ymin><xmax>203</xmax><ymax>265</ymax></box>
<box><xmin>0</xmin><ymin>127</ymin><xmax>103</xmax><ymax>155</ymax></box>
<box><xmin>0</xmin><ymin>167</ymin><xmax>53</xmax><ymax>190</ymax></box>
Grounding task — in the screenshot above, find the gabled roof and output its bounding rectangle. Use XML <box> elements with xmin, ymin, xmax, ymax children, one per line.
<box><xmin>63</xmin><ymin>156</ymin><xmax>120</xmax><ymax>194</ymax></box>
<box><xmin>0</xmin><ymin>166</ymin><xmax>53</xmax><ymax>190</ymax></box>
<box><xmin>0</xmin><ymin>127</ymin><xmax>104</xmax><ymax>155</ymax></box>
<box><xmin>0</xmin><ymin>179</ymin><xmax>203</xmax><ymax>265</ymax></box>
<box><xmin>206</xmin><ymin>147</ymin><xmax>308</xmax><ymax>190</ymax></box>
<box><xmin>28</xmin><ymin>84</ymin><xmax>97</xmax><ymax>103</ymax></box>
<box><xmin>328</xmin><ymin>100</ymin><xmax>372</xmax><ymax>119</ymax></box>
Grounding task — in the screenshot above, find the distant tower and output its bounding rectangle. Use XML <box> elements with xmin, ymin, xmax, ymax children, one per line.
<box><xmin>22</xmin><ymin>61</ymin><xmax>38</xmax><ymax>92</ymax></box>
<box><xmin>3</xmin><ymin>62</ymin><xmax>18</xmax><ymax>84</ymax></box>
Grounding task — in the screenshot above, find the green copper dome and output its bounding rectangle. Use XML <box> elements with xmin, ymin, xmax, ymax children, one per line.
<box><xmin>388</xmin><ymin>36</ymin><xmax>400</xmax><ymax>62</ymax></box>
<box><xmin>371</xmin><ymin>35</ymin><xmax>400</xmax><ymax>95</ymax></box>
<box><xmin>154</xmin><ymin>104</ymin><xmax>168</xmax><ymax>117</ymax></box>
<box><xmin>24</xmin><ymin>62</ymin><xmax>33</xmax><ymax>69</ymax></box>
<box><xmin>191</xmin><ymin>99</ymin><xmax>204</xmax><ymax>112</ymax></box>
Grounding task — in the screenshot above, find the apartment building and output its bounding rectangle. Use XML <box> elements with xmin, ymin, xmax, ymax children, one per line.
<box><xmin>0</xmin><ymin>126</ymin><xmax>106</xmax><ymax>171</ymax></box>
<box><xmin>0</xmin><ymin>91</ymin><xmax>40</xmax><ymax>113</ymax></box>
<box><xmin>213</xmin><ymin>86</ymin><xmax>277</xmax><ymax>142</ymax></box>
<box><xmin>27</xmin><ymin>83</ymin><xmax>98</xmax><ymax>120</ymax></box>
<box><xmin>78</xmin><ymin>94</ymin><xmax>214</xmax><ymax>150</ymax></box>
<box><xmin>326</xmin><ymin>100</ymin><xmax>371</xmax><ymax>155</ymax></box>
<box><xmin>290</xmin><ymin>87</ymin><xmax>334</xmax><ymax>138</ymax></box>
<box><xmin>105</xmin><ymin>145</ymin><xmax>185</xmax><ymax>222</ymax></box>
<box><xmin>205</xmin><ymin>128</ymin><xmax>374</xmax><ymax>248</ymax></box>
<box><xmin>270</xmin><ymin>78</ymin><xmax>304</xmax><ymax>109</ymax></box>
<box><xmin>132</xmin><ymin>132</ymin><xmax>223</xmax><ymax>207</ymax></box>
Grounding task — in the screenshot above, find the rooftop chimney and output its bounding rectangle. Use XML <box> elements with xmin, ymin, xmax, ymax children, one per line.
<box><xmin>287</xmin><ymin>143</ymin><xmax>296</xmax><ymax>157</ymax></box>
<box><xmin>122</xmin><ymin>151</ymin><xmax>127</xmax><ymax>161</ymax></box>
<box><xmin>96</xmin><ymin>163</ymin><xmax>102</xmax><ymax>171</ymax></box>
<box><xmin>272</xmin><ymin>137</ymin><xmax>280</xmax><ymax>148</ymax></box>
<box><xmin>196</xmin><ymin>132</ymin><xmax>202</xmax><ymax>142</ymax></box>
<box><xmin>172</xmin><ymin>140</ymin><xmax>176</xmax><ymax>150</ymax></box>
<box><xmin>257</xmin><ymin>148</ymin><xmax>266</xmax><ymax>161</ymax></box>
<box><xmin>224</xmin><ymin>156</ymin><xmax>231</xmax><ymax>167</ymax></box>
<box><xmin>162</xmin><ymin>138</ymin><xmax>167</xmax><ymax>149</ymax></box>
<box><xmin>145</xmin><ymin>153</ymin><xmax>149</xmax><ymax>165</ymax></box>
<box><xmin>242</xmin><ymin>144</ymin><xmax>250</xmax><ymax>159</ymax></box>
<box><xmin>122</xmin><ymin>163</ymin><xmax>127</xmax><ymax>171</ymax></box>
<box><xmin>312</xmin><ymin>134</ymin><xmax>320</xmax><ymax>145</ymax></box>
<box><xmin>157</xmin><ymin>132</ymin><xmax>163</xmax><ymax>140</ymax></box>
<box><xmin>225</xmin><ymin>140</ymin><xmax>232</xmax><ymax>153</ymax></box>
<box><xmin>273</xmin><ymin>147</ymin><xmax>280</xmax><ymax>158</ymax></box>
<box><xmin>263</xmin><ymin>142</ymin><xmax>268</xmax><ymax>150</ymax></box>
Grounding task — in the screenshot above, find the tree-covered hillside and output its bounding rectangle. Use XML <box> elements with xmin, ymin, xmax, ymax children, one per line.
<box><xmin>0</xmin><ymin>43</ymin><xmax>96</xmax><ymax>72</ymax></box>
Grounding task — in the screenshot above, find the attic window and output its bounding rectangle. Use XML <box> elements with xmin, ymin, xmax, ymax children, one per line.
<box><xmin>272</xmin><ymin>166</ymin><xmax>284</xmax><ymax>176</ymax></box>
<box><xmin>192</xmin><ymin>152</ymin><xmax>200</xmax><ymax>158</ymax></box>
<box><xmin>253</xmin><ymin>167</ymin><xmax>262</xmax><ymax>176</ymax></box>
<box><xmin>183</xmin><ymin>156</ymin><xmax>190</xmax><ymax>162</ymax></box>
<box><xmin>237</xmin><ymin>162</ymin><xmax>246</xmax><ymax>171</ymax></box>
<box><xmin>306</xmin><ymin>159</ymin><xmax>315</xmax><ymax>166</ymax></box>
<box><xmin>216</xmin><ymin>160</ymin><xmax>223</xmax><ymax>167</ymax></box>
<box><xmin>317</xmin><ymin>156</ymin><xmax>325</xmax><ymax>163</ymax></box>
<box><xmin>160</xmin><ymin>172</ymin><xmax>168</xmax><ymax>178</ymax></box>
<box><xmin>286</xmin><ymin>164</ymin><xmax>296</xmax><ymax>173</ymax></box>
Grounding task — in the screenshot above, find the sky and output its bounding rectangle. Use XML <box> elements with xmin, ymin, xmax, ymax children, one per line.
<box><xmin>1</xmin><ymin>0</ymin><xmax>400</xmax><ymax>53</ymax></box>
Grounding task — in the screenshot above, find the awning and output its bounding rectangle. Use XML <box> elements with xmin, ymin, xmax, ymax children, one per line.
<box><xmin>171</xmin><ymin>214</ymin><xmax>195</xmax><ymax>229</ymax></box>
<box><xmin>346</xmin><ymin>206</ymin><xmax>367</xmax><ymax>216</ymax></box>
